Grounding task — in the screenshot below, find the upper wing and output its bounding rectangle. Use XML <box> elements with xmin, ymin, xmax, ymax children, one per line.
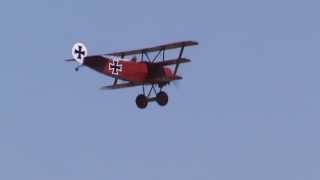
<box><xmin>106</xmin><ymin>41</ymin><xmax>199</xmax><ymax>57</ymax></box>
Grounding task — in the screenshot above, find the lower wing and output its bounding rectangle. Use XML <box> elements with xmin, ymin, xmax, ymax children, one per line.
<box><xmin>100</xmin><ymin>82</ymin><xmax>142</xmax><ymax>90</ymax></box>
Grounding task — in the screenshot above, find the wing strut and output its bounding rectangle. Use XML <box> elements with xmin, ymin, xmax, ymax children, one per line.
<box><xmin>113</xmin><ymin>78</ymin><xmax>118</xmax><ymax>85</ymax></box>
<box><xmin>174</xmin><ymin>46</ymin><xmax>185</xmax><ymax>75</ymax></box>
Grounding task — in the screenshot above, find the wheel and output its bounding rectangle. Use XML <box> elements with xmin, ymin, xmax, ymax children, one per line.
<box><xmin>156</xmin><ymin>91</ymin><xmax>168</xmax><ymax>106</ymax></box>
<box><xmin>136</xmin><ymin>94</ymin><xmax>148</xmax><ymax>109</ymax></box>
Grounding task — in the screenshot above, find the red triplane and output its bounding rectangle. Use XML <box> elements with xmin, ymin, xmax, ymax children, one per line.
<box><xmin>66</xmin><ymin>41</ymin><xmax>198</xmax><ymax>109</ymax></box>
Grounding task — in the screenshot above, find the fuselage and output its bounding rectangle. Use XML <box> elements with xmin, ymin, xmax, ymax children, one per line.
<box><xmin>82</xmin><ymin>55</ymin><xmax>176</xmax><ymax>84</ymax></box>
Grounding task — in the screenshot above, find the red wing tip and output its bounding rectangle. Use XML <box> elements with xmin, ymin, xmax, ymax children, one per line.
<box><xmin>184</xmin><ymin>40</ymin><xmax>199</xmax><ymax>46</ymax></box>
<box><xmin>100</xmin><ymin>86</ymin><xmax>112</xmax><ymax>90</ymax></box>
<box><xmin>190</xmin><ymin>40</ymin><xmax>199</xmax><ymax>45</ymax></box>
<box><xmin>174</xmin><ymin>76</ymin><xmax>183</xmax><ymax>80</ymax></box>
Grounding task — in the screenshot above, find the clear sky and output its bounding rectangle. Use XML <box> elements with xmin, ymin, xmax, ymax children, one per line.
<box><xmin>1</xmin><ymin>0</ymin><xmax>320</xmax><ymax>179</ymax></box>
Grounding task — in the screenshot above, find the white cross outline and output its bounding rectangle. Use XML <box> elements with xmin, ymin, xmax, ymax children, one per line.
<box><xmin>108</xmin><ymin>60</ymin><xmax>123</xmax><ymax>75</ymax></box>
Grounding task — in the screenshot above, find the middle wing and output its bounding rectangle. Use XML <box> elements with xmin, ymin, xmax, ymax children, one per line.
<box><xmin>100</xmin><ymin>76</ymin><xmax>183</xmax><ymax>90</ymax></box>
<box><xmin>154</xmin><ymin>58</ymin><xmax>191</xmax><ymax>66</ymax></box>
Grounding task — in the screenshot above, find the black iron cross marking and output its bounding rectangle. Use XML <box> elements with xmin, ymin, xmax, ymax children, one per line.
<box><xmin>74</xmin><ymin>45</ymin><xmax>85</xmax><ymax>59</ymax></box>
<box><xmin>109</xmin><ymin>61</ymin><xmax>122</xmax><ymax>75</ymax></box>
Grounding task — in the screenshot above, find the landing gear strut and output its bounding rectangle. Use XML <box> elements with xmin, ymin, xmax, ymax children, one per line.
<box><xmin>135</xmin><ymin>84</ymin><xmax>169</xmax><ymax>109</ymax></box>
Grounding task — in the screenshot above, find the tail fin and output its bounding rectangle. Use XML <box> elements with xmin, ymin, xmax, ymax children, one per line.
<box><xmin>71</xmin><ymin>42</ymin><xmax>88</xmax><ymax>64</ymax></box>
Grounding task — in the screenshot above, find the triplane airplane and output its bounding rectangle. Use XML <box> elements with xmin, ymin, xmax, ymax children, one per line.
<box><xmin>66</xmin><ymin>41</ymin><xmax>198</xmax><ymax>109</ymax></box>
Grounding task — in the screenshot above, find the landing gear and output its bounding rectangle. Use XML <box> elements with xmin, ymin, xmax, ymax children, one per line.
<box><xmin>75</xmin><ymin>65</ymin><xmax>82</xmax><ymax>72</ymax></box>
<box><xmin>156</xmin><ymin>91</ymin><xmax>168</xmax><ymax>106</ymax></box>
<box><xmin>135</xmin><ymin>84</ymin><xmax>169</xmax><ymax>109</ymax></box>
<box><xmin>136</xmin><ymin>94</ymin><xmax>148</xmax><ymax>109</ymax></box>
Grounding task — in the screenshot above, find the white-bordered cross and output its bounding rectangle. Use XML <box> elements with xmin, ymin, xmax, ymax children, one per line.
<box><xmin>109</xmin><ymin>60</ymin><xmax>123</xmax><ymax>75</ymax></box>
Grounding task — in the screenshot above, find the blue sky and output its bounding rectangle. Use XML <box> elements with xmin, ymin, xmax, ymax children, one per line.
<box><xmin>1</xmin><ymin>0</ymin><xmax>320</xmax><ymax>179</ymax></box>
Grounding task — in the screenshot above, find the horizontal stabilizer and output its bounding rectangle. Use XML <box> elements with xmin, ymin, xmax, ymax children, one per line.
<box><xmin>65</xmin><ymin>59</ymin><xmax>76</xmax><ymax>62</ymax></box>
